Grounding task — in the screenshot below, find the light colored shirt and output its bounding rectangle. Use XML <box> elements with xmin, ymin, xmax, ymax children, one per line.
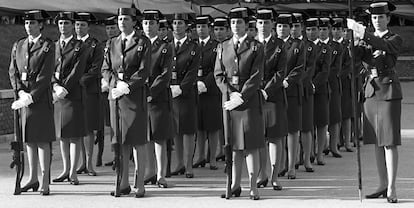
<box><xmin>283</xmin><ymin>36</ymin><xmax>290</xmax><ymax>43</ymax></box>
<box><xmin>374</xmin><ymin>30</ymin><xmax>389</xmax><ymax>38</ymax></box>
<box><xmin>258</xmin><ymin>34</ymin><xmax>271</xmax><ymax>44</ymax></box>
<box><xmin>297</xmin><ymin>35</ymin><xmax>303</xmax><ymax>40</ymax></box>
<box><xmin>174</xmin><ymin>36</ymin><xmax>187</xmax><ymax>46</ymax></box>
<box><xmin>334</xmin><ymin>37</ymin><xmax>343</xmax><ymax>43</ymax></box>
<box><xmin>29</xmin><ymin>34</ymin><xmax>41</xmax><ymax>44</ymax></box>
<box><xmin>313</xmin><ymin>39</ymin><xmax>320</xmax><ymax>45</ymax></box>
<box><xmin>150</xmin><ymin>36</ymin><xmax>158</xmax><ymax>44</ymax></box>
<box><xmin>199</xmin><ymin>36</ymin><xmax>210</xmax><ymax>45</ymax></box>
<box><xmin>60</xmin><ymin>35</ymin><xmax>73</xmax><ymax>47</ymax></box>
<box><xmin>320</xmin><ymin>37</ymin><xmax>330</xmax><ymax>44</ymax></box>
<box><xmin>77</xmin><ymin>34</ymin><xmax>90</xmax><ymax>42</ymax></box>
<box><xmin>121</xmin><ymin>30</ymin><xmax>135</xmax><ymax>43</ymax></box>
<box><xmin>233</xmin><ymin>33</ymin><xmax>247</xmax><ymax>45</ymax></box>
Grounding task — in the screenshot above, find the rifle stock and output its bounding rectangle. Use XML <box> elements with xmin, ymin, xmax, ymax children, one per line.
<box><xmin>113</xmin><ymin>98</ymin><xmax>122</xmax><ymax>197</ymax></box>
<box><xmin>10</xmin><ymin>89</ymin><xmax>24</xmax><ymax>195</ymax></box>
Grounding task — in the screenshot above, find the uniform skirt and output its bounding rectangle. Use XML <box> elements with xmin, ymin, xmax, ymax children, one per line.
<box><xmin>329</xmin><ymin>90</ymin><xmax>342</xmax><ymax>125</ymax></box>
<box><xmin>363</xmin><ymin>98</ymin><xmax>401</xmax><ymax>146</ymax></box>
<box><xmin>83</xmin><ymin>91</ymin><xmax>101</xmax><ymax>132</ymax></box>
<box><xmin>172</xmin><ymin>92</ymin><xmax>197</xmax><ymax>135</ymax></box>
<box><xmin>341</xmin><ymin>77</ymin><xmax>353</xmax><ymax>120</ymax></box>
<box><xmin>230</xmin><ymin>107</ymin><xmax>265</xmax><ymax>150</ymax></box>
<box><xmin>301</xmin><ymin>94</ymin><xmax>314</xmax><ymax>132</ymax></box>
<box><xmin>198</xmin><ymin>94</ymin><xmax>223</xmax><ymax>131</ymax></box>
<box><xmin>109</xmin><ymin>94</ymin><xmax>148</xmax><ymax>146</ymax></box>
<box><xmin>314</xmin><ymin>93</ymin><xmax>329</xmax><ymax>128</ymax></box>
<box><xmin>54</xmin><ymin>99</ymin><xmax>86</xmax><ymax>138</ymax></box>
<box><xmin>287</xmin><ymin>96</ymin><xmax>302</xmax><ymax>133</ymax></box>
<box><xmin>101</xmin><ymin>92</ymin><xmax>111</xmax><ymax>126</ymax></box>
<box><xmin>149</xmin><ymin>102</ymin><xmax>174</xmax><ymax>141</ymax></box>
<box><xmin>263</xmin><ymin>101</ymin><xmax>288</xmax><ymax>141</ymax></box>
<box><xmin>22</xmin><ymin>101</ymin><xmax>55</xmax><ymax>143</ymax></box>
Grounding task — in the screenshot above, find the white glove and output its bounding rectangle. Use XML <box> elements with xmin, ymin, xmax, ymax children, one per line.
<box><xmin>283</xmin><ymin>79</ymin><xmax>289</xmax><ymax>88</ymax></box>
<box><xmin>52</xmin><ymin>92</ymin><xmax>59</xmax><ymax>103</ymax></box>
<box><xmin>11</xmin><ymin>99</ymin><xmax>26</xmax><ymax>110</ymax></box>
<box><xmin>111</xmin><ymin>88</ymin><xmax>124</xmax><ymax>99</ymax></box>
<box><xmin>347</xmin><ymin>18</ymin><xmax>366</xmax><ymax>39</ymax></box>
<box><xmin>116</xmin><ymin>81</ymin><xmax>130</xmax><ymax>95</ymax></box>
<box><xmin>229</xmin><ymin>92</ymin><xmax>242</xmax><ymax>100</ymax></box>
<box><xmin>261</xmin><ymin>89</ymin><xmax>268</xmax><ymax>101</ymax></box>
<box><xmin>147</xmin><ymin>96</ymin><xmax>152</xmax><ymax>102</ymax></box>
<box><xmin>18</xmin><ymin>90</ymin><xmax>33</xmax><ymax>106</ymax></box>
<box><xmin>373</xmin><ymin>50</ymin><xmax>384</xmax><ymax>58</ymax></box>
<box><xmin>197</xmin><ymin>81</ymin><xmax>207</xmax><ymax>94</ymax></box>
<box><xmin>223</xmin><ymin>96</ymin><xmax>244</xmax><ymax>111</ymax></box>
<box><xmin>101</xmin><ymin>78</ymin><xmax>109</xmax><ymax>92</ymax></box>
<box><xmin>170</xmin><ymin>85</ymin><xmax>182</xmax><ymax>98</ymax></box>
<box><xmin>53</xmin><ymin>84</ymin><xmax>68</xmax><ymax>99</ymax></box>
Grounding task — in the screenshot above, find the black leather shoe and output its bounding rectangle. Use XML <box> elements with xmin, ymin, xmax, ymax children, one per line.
<box><xmin>216</xmin><ymin>155</ymin><xmax>225</xmax><ymax>162</ymax></box>
<box><xmin>185</xmin><ymin>173</ymin><xmax>194</xmax><ymax>178</ymax></box>
<box><xmin>305</xmin><ymin>167</ymin><xmax>314</xmax><ymax>172</ymax></box>
<box><xmin>144</xmin><ymin>175</ymin><xmax>157</xmax><ymax>185</ymax></box>
<box><xmin>135</xmin><ymin>190</ymin><xmax>145</xmax><ymax>198</ymax></box>
<box><xmin>272</xmin><ymin>182</ymin><xmax>283</xmax><ymax>191</ymax></box>
<box><xmin>192</xmin><ymin>160</ymin><xmax>206</xmax><ymax>168</ymax></box>
<box><xmin>331</xmin><ymin>152</ymin><xmax>342</xmax><ymax>158</ymax></box>
<box><xmin>287</xmin><ymin>174</ymin><xmax>296</xmax><ymax>180</ymax></box>
<box><xmin>156</xmin><ymin>179</ymin><xmax>168</xmax><ymax>188</ymax></box>
<box><xmin>104</xmin><ymin>161</ymin><xmax>114</xmax><ymax>166</ymax></box>
<box><xmin>40</xmin><ymin>188</ymin><xmax>50</xmax><ymax>196</ymax></box>
<box><xmin>220</xmin><ymin>187</ymin><xmax>241</xmax><ymax>198</ymax></box>
<box><xmin>256</xmin><ymin>178</ymin><xmax>268</xmax><ymax>188</ymax></box>
<box><xmin>323</xmin><ymin>148</ymin><xmax>330</xmax><ymax>155</ymax></box>
<box><xmin>96</xmin><ymin>158</ymin><xmax>102</xmax><ymax>167</ymax></box>
<box><xmin>52</xmin><ymin>174</ymin><xmax>69</xmax><ymax>183</ymax></box>
<box><xmin>170</xmin><ymin>167</ymin><xmax>185</xmax><ymax>176</ymax></box>
<box><xmin>110</xmin><ymin>186</ymin><xmax>131</xmax><ymax>196</ymax></box>
<box><xmin>316</xmin><ymin>160</ymin><xmax>325</xmax><ymax>166</ymax></box>
<box><xmin>249</xmin><ymin>194</ymin><xmax>260</xmax><ymax>200</ymax></box>
<box><xmin>295</xmin><ymin>164</ymin><xmax>300</xmax><ymax>169</ymax></box>
<box><xmin>69</xmin><ymin>178</ymin><xmax>79</xmax><ymax>185</ymax></box>
<box><xmin>278</xmin><ymin>169</ymin><xmax>287</xmax><ymax>177</ymax></box>
<box><xmin>345</xmin><ymin>147</ymin><xmax>354</xmax><ymax>152</ymax></box>
<box><xmin>365</xmin><ymin>189</ymin><xmax>387</xmax><ymax>199</ymax></box>
<box><xmin>387</xmin><ymin>197</ymin><xmax>398</xmax><ymax>203</ymax></box>
<box><xmin>87</xmin><ymin>170</ymin><xmax>97</xmax><ymax>176</ymax></box>
<box><xmin>21</xmin><ymin>181</ymin><xmax>40</xmax><ymax>192</ymax></box>
<box><xmin>209</xmin><ymin>165</ymin><xmax>218</xmax><ymax>170</ymax></box>
<box><xmin>76</xmin><ymin>166</ymin><xmax>88</xmax><ymax>174</ymax></box>
<box><xmin>310</xmin><ymin>156</ymin><xmax>315</xmax><ymax>164</ymax></box>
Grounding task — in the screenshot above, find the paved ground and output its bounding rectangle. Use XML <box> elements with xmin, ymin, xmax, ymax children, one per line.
<box><xmin>0</xmin><ymin>82</ymin><xmax>414</xmax><ymax>208</ymax></box>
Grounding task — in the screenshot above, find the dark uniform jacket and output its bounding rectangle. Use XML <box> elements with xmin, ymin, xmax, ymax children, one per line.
<box><xmin>262</xmin><ymin>36</ymin><xmax>286</xmax><ymax>103</ymax></box>
<box><xmin>356</xmin><ymin>31</ymin><xmax>403</xmax><ymax>101</ymax></box>
<box><xmin>284</xmin><ymin>37</ymin><xmax>305</xmax><ymax>100</ymax></box>
<box><xmin>102</xmin><ymin>32</ymin><xmax>151</xmax><ymax>145</ymax></box>
<box><xmin>197</xmin><ymin>37</ymin><xmax>220</xmax><ymax>96</ymax></box>
<box><xmin>302</xmin><ymin>38</ymin><xmax>318</xmax><ymax>98</ymax></box>
<box><xmin>9</xmin><ymin>36</ymin><xmax>55</xmax><ymax>143</ymax></box>
<box><xmin>170</xmin><ymin>37</ymin><xmax>200</xmax><ymax>134</ymax></box>
<box><xmin>53</xmin><ymin>37</ymin><xmax>87</xmax><ymax>138</ymax></box>
<box><xmin>313</xmin><ymin>41</ymin><xmax>332</xmax><ymax>94</ymax></box>
<box><xmin>80</xmin><ymin>36</ymin><xmax>104</xmax><ymax>131</ymax></box>
<box><xmin>327</xmin><ymin>38</ymin><xmax>343</xmax><ymax>94</ymax></box>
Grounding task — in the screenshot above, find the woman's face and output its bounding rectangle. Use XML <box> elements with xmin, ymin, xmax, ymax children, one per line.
<box><xmin>25</xmin><ymin>20</ymin><xmax>41</xmax><ymax>36</ymax></box>
<box><xmin>118</xmin><ymin>15</ymin><xmax>136</xmax><ymax>33</ymax></box>
<box><xmin>142</xmin><ymin>20</ymin><xmax>159</xmax><ymax>36</ymax></box>
<box><xmin>172</xmin><ymin>20</ymin><xmax>187</xmax><ymax>36</ymax></box>
<box><xmin>58</xmin><ymin>20</ymin><xmax>74</xmax><ymax>36</ymax></box>
<box><xmin>230</xmin><ymin>18</ymin><xmax>246</xmax><ymax>37</ymax></box>
<box><xmin>371</xmin><ymin>14</ymin><xmax>390</xmax><ymax>31</ymax></box>
<box><xmin>276</xmin><ymin>23</ymin><xmax>290</xmax><ymax>39</ymax></box>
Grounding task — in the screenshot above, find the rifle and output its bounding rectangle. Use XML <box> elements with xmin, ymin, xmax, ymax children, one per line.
<box><xmin>348</xmin><ymin>0</ymin><xmax>363</xmax><ymax>202</ymax></box>
<box><xmin>218</xmin><ymin>45</ymin><xmax>232</xmax><ymax>199</ymax></box>
<box><xmin>112</xmin><ymin>91</ymin><xmax>122</xmax><ymax>197</ymax></box>
<box><xmin>10</xmin><ymin>75</ymin><xmax>24</xmax><ymax>195</ymax></box>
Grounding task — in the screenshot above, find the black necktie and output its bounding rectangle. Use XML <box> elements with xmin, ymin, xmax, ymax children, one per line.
<box><xmin>234</xmin><ymin>40</ymin><xmax>239</xmax><ymax>51</ymax></box>
<box><xmin>176</xmin><ymin>41</ymin><xmax>181</xmax><ymax>52</ymax></box>
<box><xmin>201</xmin><ymin>41</ymin><xmax>205</xmax><ymax>48</ymax></box>
<box><xmin>28</xmin><ymin>41</ymin><xmax>34</xmax><ymax>50</ymax></box>
<box><xmin>121</xmin><ymin>38</ymin><xmax>127</xmax><ymax>51</ymax></box>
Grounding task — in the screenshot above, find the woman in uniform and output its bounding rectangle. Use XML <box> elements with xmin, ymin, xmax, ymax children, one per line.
<box><xmin>101</xmin><ymin>7</ymin><xmax>151</xmax><ymax>197</ymax></box>
<box><xmin>9</xmin><ymin>10</ymin><xmax>55</xmax><ymax>195</ymax></box>
<box><xmin>348</xmin><ymin>1</ymin><xmax>402</xmax><ymax>203</ymax></box>
<box><xmin>52</xmin><ymin>11</ymin><xmax>87</xmax><ymax>186</ymax></box>
<box><xmin>169</xmin><ymin>13</ymin><xmax>200</xmax><ymax>178</ymax></box>
<box><xmin>215</xmin><ymin>7</ymin><xmax>264</xmax><ymax>200</ymax></box>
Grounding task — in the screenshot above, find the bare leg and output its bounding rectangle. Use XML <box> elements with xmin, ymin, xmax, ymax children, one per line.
<box><xmin>316</xmin><ymin>126</ymin><xmax>328</xmax><ymax>163</ymax></box>
<box><xmin>208</xmin><ymin>130</ymin><xmax>219</xmax><ymax>168</ymax></box>
<box><xmin>154</xmin><ymin>140</ymin><xmax>167</xmax><ymax>180</ymax></box>
<box><xmin>342</xmin><ymin>119</ymin><xmax>352</xmax><ymax>149</ymax></box>
<box><xmin>183</xmin><ymin>134</ymin><xmax>195</xmax><ymax>175</ymax></box>
<box><xmin>287</xmin><ymin>131</ymin><xmax>299</xmax><ymax>176</ymax></box>
<box><xmin>257</xmin><ymin>144</ymin><xmax>269</xmax><ymax>182</ymax></box>
<box><xmin>269</xmin><ymin>139</ymin><xmax>283</xmax><ymax>186</ymax></box>
<box><xmin>246</xmin><ymin>148</ymin><xmax>260</xmax><ymax>197</ymax></box>
<box><xmin>384</xmin><ymin>145</ymin><xmax>398</xmax><ymax>198</ymax></box>
<box><xmin>374</xmin><ymin>145</ymin><xmax>388</xmax><ymax>191</ymax></box>
<box><xmin>232</xmin><ymin>150</ymin><xmax>243</xmax><ymax>190</ymax></box>
<box><xmin>280</xmin><ymin>137</ymin><xmax>287</xmax><ymax>172</ymax></box>
<box><xmin>120</xmin><ymin>144</ymin><xmax>131</xmax><ymax>189</ymax></box>
<box><xmin>216</xmin><ymin>131</ymin><xmax>224</xmax><ymax>158</ymax></box>
<box><xmin>301</xmin><ymin>131</ymin><xmax>313</xmax><ymax>169</ymax></box>
<box><xmin>58</xmin><ymin>138</ymin><xmax>70</xmax><ymax>177</ymax></box>
<box><xmin>69</xmin><ymin>138</ymin><xmax>81</xmax><ymax>181</ymax></box>
<box><xmin>144</xmin><ymin>141</ymin><xmax>156</xmax><ymax>179</ymax></box>
<box><xmin>84</xmin><ymin>132</ymin><xmax>96</xmax><ymax>173</ymax></box>
<box><xmin>38</xmin><ymin>143</ymin><xmax>51</xmax><ymax>190</ymax></box>
<box><xmin>133</xmin><ymin>144</ymin><xmax>146</xmax><ymax>194</ymax></box>
<box><xmin>195</xmin><ymin>131</ymin><xmax>206</xmax><ymax>164</ymax></box>
<box><xmin>78</xmin><ymin>138</ymin><xmax>86</xmax><ymax>170</ymax></box>
<box><xmin>328</xmin><ymin>123</ymin><xmax>341</xmax><ymax>155</ymax></box>
<box><xmin>25</xmin><ymin>143</ymin><xmax>39</xmax><ymax>184</ymax></box>
<box><xmin>173</xmin><ymin>134</ymin><xmax>184</xmax><ymax>171</ymax></box>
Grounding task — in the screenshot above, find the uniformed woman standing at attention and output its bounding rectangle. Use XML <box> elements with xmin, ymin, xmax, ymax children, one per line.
<box><xmin>52</xmin><ymin>11</ymin><xmax>87</xmax><ymax>186</ymax></box>
<box><xmin>215</xmin><ymin>7</ymin><xmax>265</xmax><ymax>200</ymax></box>
<box><xmin>101</xmin><ymin>8</ymin><xmax>151</xmax><ymax>197</ymax></box>
<box><xmin>9</xmin><ymin>10</ymin><xmax>55</xmax><ymax>195</ymax></box>
<box><xmin>348</xmin><ymin>1</ymin><xmax>402</xmax><ymax>203</ymax></box>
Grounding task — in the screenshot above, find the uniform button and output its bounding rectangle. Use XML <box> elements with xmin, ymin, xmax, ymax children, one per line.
<box><xmin>24</xmin><ymin>66</ymin><xmax>27</xmax><ymax>69</ymax></box>
<box><xmin>26</xmin><ymin>55</ymin><xmax>29</xmax><ymax>58</ymax></box>
<box><xmin>235</xmin><ymin>59</ymin><xmax>238</xmax><ymax>63</ymax></box>
<box><xmin>58</xmin><ymin>58</ymin><xmax>61</xmax><ymax>62</ymax></box>
<box><xmin>174</xmin><ymin>57</ymin><xmax>177</xmax><ymax>60</ymax></box>
<box><xmin>121</xmin><ymin>55</ymin><xmax>124</xmax><ymax>58</ymax></box>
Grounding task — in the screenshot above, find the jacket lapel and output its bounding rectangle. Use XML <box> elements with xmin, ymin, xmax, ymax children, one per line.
<box><xmin>30</xmin><ymin>38</ymin><xmax>44</xmax><ymax>53</ymax></box>
<box><xmin>124</xmin><ymin>34</ymin><xmax>138</xmax><ymax>53</ymax></box>
<box><xmin>62</xmin><ymin>38</ymin><xmax>75</xmax><ymax>55</ymax></box>
<box><xmin>176</xmin><ymin>38</ymin><xmax>189</xmax><ymax>55</ymax></box>
<box><xmin>237</xmin><ymin>38</ymin><xmax>249</xmax><ymax>55</ymax></box>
